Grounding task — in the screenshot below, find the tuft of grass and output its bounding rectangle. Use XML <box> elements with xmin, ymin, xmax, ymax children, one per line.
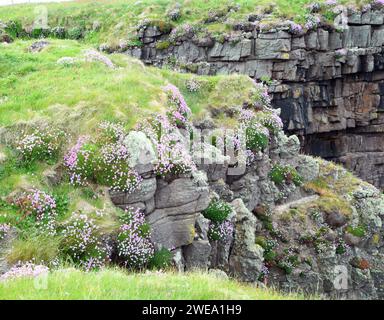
<box><xmin>0</xmin><ymin>268</ymin><xmax>306</xmax><ymax>300</ymax></box>
<box><xmin>5</xmin><ymin>232</ymin><xmax>62</xmax><ymax>265</ymax></box>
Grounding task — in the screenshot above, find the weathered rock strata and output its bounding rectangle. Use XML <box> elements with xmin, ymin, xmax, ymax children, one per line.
<box><xmin>109</xmin><ymin>123</ymin><xmax>384</xmax><ymax>299</ymax></box>
<box><xmin>122</xmin><ymin>9</ymin><xmax>384</xmax><ymax>188</ymax></box>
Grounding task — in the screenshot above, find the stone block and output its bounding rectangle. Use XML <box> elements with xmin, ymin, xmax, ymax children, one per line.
<box><xmin>184</xmin><ymin>240</ymin><xmax>212</xmax><ymax>270</ymax></box>
<box><xmin>344</xmin><ymin>26</ymin><xmax>371</xmax><ymax>48</ymax></box>
<box><xmin>255</xmin><ymin>38</ymin><xmax>291</xmax><ymax>59</ymax></box>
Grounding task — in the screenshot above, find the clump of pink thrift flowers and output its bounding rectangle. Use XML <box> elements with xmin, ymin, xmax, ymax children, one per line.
<box><xmin>372</xmin><ymin>0</ymin><xmax>384</xmax><ymax>10</ymax></box>
<box><xmin>15</xmin><ymin>189</ymin><xmax>58</xmax><ymax>235</ymax></box>
<box><xmin>304</xmin><ymin>14</ymin><xmax>321</xmax><ymax>30</ymax></box>
<box><xmin>64</xmin><ymin>125</ymin><xmax>142</xmax><ymax>192</ymax></box>
<box><xmin>163</xmin><ymin>83</ymin><xmax>192</xmax><ymax>127</ymax></box>
<box><xmin>98</xmin><ymin>121</ymin><xmax>126</xmax><ymax>143</ymax></box>
<box><xmin>64</xmin><ymin>135</ymin><xmax>91</xmax><ymax>186</ymax></box>
<box><xmin>138</xmin><ymin>115</ymin><xmax>196</xmax><ymax>177</ymax></box>
<box><xmin>17</xmin><ymin>127</ymin><xmax>66</xmax><ymax>163</ymax></box>
<box><xmin>287</xmin><ymin>21</ymin><xmax>303</xmax><ymax>35</ymax></box>
<box><xmin>208</xmin><ymin>220</ymin><xmax>234</xmax><ymax>242</ymax></box>
<box><xmin>253</xmin><ymin>81</ymin><xmax>272</xmax><ymax>107</ymax></box>
<box><xmin>97</xmin><ymin>142</ymin><xmax>143</xmax><ymax>192</ymax></box>
<box><xmin>117</xmin><ymin>208</ymin><xmax>154</xmax><ymax>268</ymax></box>
<box><xmin>61</xmin><ymin>213</ymin><xmax>112</xmax><ymax>271</ymax></box>
<box><xmin>0</xmin><ymin>263</ymin><xmax>49</xmax><ymax>281</ymax></box>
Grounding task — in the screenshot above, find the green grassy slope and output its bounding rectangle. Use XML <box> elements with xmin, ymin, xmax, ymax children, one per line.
<box><xmin>0</xmin><ymin>268</ymin><xmax>305</xmax><ymax>300</ymax></box>
<box><xmin>0</xmin><ymin>39</ymin><xmax>258</xmax><ymax>263</ymax></box>
<box><xmin>0</xmin><ymin>0</ymin><xmax>368</xmax><ymax>45</ymax></box>
<box><xmin>0</xmin><ymin>39</ymin><xmax>256</xmax><ymax>130</ymax></box>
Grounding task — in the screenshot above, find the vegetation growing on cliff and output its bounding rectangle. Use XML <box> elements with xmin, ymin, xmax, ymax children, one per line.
<box><xmin>0</xmin><ymin>0</ymin><xmax>379</xmax><ymax>47</ymax></box>
<box><xmin>0</xmin><ymin>40</ymin><xmax>258</xmax><ymax>129</ymax></box>
<box><xmin>1</xmin><ymin>0</ymin><xmax>384</xmax><ymax>300</ymax></box>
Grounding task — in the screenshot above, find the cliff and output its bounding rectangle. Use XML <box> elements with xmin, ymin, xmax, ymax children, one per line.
<box><xmin>120</xmin><ymin>7</ymin><xmax>384</xmax><ymax>188</ymax></box>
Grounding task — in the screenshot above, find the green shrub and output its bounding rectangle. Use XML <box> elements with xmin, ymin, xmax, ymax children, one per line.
<box><xmin>256</xmin><ymin>237</ymin><xmax>278</xmax><ymax>262</ymax></box>
<box><xmin>67</xmin><ymin>26</ymin><xmax>83</xmax><ymax>40</ymax></box>
<box><xmin>269</xmin><ymin>164</ymin><xmax>303</xmax><ymax>186</ymax></box>
<box><xmin>16</xmin><ymin>127</ymin><xmax>66</xmax><ymax>164</ymax></box>
<box><xmin>148</xmin><ymin>248</ymin><xmax>173</xmax><ymax>270</ymax></box>
<box><xmin>202</xmin><ymin>199</ymin><xmax>232</xmax><ymax>223</ymax></box>
<box><xmin>245</xmin><ymin>121</ymin><xmax>269</xmax><ymax>151</ymax></box>
<box><xmin>5</xmin><ymin>20</ymin><xmax>23</xmax><ymax>39</ymax></box>
<box><xmin>346</xmin><ymin>225</ymin><xmax>366</xmax><ymax>238</ymax></box>
<box><xmin>53</xmin><ymin>193</ymin><xmax>69</xmax><ymax>216</ymax></box>
<box><xmin>156</xmin><ymin>41</ymin><xmax>171</xmax><ymax>50</ymax></box>
<box><xmin>127</xmin><ymin>39</ymin><xmax>143</xmax><ymax>47</ymax></box>
<box><xmin>51</xmin><ymin>26</ymin><xmax>67</xmax><ymax>39</ymax></box>
<box><xmin>255</xmin><ymin>236</ymin><xmax>267</xmax><ymax>248</ymax></box>
<box><xmin>260</xmin><ymin>75</ymin><xmax>273</xmax><ymax>85</ymax></box>
<box><xmin>30</xmin><ymin>28</ymin><xmax>50</xmax><ymax>38</ymax></box>
<box><xmin>264</xmin><ymin>250</ymin><xmax>277</xmax><ymax>262</ymax></box>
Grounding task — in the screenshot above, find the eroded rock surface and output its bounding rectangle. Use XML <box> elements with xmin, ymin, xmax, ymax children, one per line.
<box><xmin>123</xmin><ymin>9</ymin><xmax>384</xmax><ymax>188</ymax></box>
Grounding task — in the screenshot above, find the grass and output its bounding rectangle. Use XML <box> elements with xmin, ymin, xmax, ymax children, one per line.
<box><xmin>0</xmin><ymin>39</ymin><xmax>256</xmax><ymax>132</ymax></box>
<box><xmin>0</xmin><ymin>268</ymin><xmax>305</xmax><ymax>300</ymax></box>
<box><xmin>5</xmin><ymin>231</ymin><xmax>62</xmax><ymax>265</ymax></box>
<box><xmin>0</xmin><ymin>0</ymin><xmax>370</xmax><ymax>45</ymax></box>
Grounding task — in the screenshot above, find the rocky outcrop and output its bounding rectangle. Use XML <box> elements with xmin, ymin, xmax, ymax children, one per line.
<box><xmin>228</xmin><ymin>199</ymin><xmax>264</xmax><ymax>282</ymax></box>
<box><xmin>122</xmin><ymin>8</ymin><xmax>384</xmax><ymax>188</ymax></box>
<box><xmin>111</xmin><ymin>173</ymin><xmax>211</xmax><ymax>250</ymax></box>
<box><xmin>109</xmin><ymin>119</ymin><xmax>384</xmax><ymax>299</ymax></box>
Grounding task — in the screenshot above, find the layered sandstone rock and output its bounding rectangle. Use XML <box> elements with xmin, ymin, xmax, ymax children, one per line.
<box><xmin>122</xmin><ymin>8</ymin><xmax>384</xmax><ymax>188</ymax></box>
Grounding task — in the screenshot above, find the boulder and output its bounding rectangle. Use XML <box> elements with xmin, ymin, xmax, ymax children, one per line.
<box><xmin>172</xmin><ymin>248</ymin><xmax>185</xmax><ymax>272</ymax></box>
<box><xmin>29</xmin><ymin>41</ymin><xmax>50</xmax><ymax>53</ymax></box>
<box><xmin>228</xmin><ymin>199</ymin><xmax>264</xmax><ymax>282</ymax></box>
<box><xmin>147</xmin><ymin>210</ymin><xmax>199</xmax><ymax>249</ymax></box>
<box><xmin>193</xmin><ymin>143</ymin><xmax>230</xmax><ymax>181</ymax></box>
<box><xmin>208</xmin><ymin>269</ymin><xmax>229</xmax><ymax>280</ymax></box>
<box><xmin>344</xmin><ymin>26</ymin><xmax>371</xmax><ymax>48</ymax></box>
<box><xmin>324</xmin><ymin>211</ymin><xmax>348</xmax><ymax>228</ymax></box>
<box><xmin>296</xmin><ymin>155</ymin><xmax>320</xmax><ymax>182</ymax></box>
<box><xmin>155</xmin><ymin>176</ymin><xmax>208</xmax><ymax>209</ymax></box>
<box><xmin>110</xmin><ymin>177</ymin><xmax>157</xmax><ymax>205</ymax></box>
<box><xmin>124</xmin><ymin>131</ymin><xmax>156</xmax><ymax>174</ymax></box>
<box><xmin>195</xmin><ymin>214</ymin><xmax>210</xmax><ymax>240</ymax></box>
<box><xmin>0</xmin><ymin>227</ymin><xmax>17</xmax><ymax>275</ymax></box>
<box><xmin>230</xmin><ymin>172</ymin><xmax>260</xmax><ymax>211</ymax></box>
<box><xmin>184</xmin><ymin>240</ymin><xmax>212</xmax><ymax>270</ymax></box>
<box><xmin>255</xmin><ymin>38</ymin><xmax>291</xmax><ymax>59</ymax></box>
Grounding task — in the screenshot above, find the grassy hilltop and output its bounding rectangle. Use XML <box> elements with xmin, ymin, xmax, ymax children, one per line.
<box><xmin>0</xmin><ymin>0</ymin><xmax>370</xmax><ymax>45</ymax></box>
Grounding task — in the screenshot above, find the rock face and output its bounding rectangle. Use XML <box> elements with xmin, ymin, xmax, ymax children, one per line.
<box><xmin>111</xmin><ymin>172</ymin><xmax>211</xmax><ymax>250</ymax></box>
<box><xmin>28</xmin><ymin>40</ymin><xmax>50</xmax><ymax>53</ymax></box>
<box><xmin>124</xmin><ymin>9</ymin><xmax>384</xmax><ymax>188</ymax></box>
<box><xmin>228</xmin><ymin>199</ymin><xmax>264</xmax><ymax>282</ymax></box>
<box><xmin>109</xmin><ymin>121</ymin><xmax>384</xmax><ymax>299</ymax></box>
<box><xmin>123</xmin><ymin>131</ymin><xmax>156</xmax><ymax>174</ymax></box>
